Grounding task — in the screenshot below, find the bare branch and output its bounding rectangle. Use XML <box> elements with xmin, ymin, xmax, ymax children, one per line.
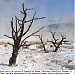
<box><xmin>16</xmin><ymin>16</ymin><xmax>22</xmax><ymax>22</ymax></box>
<box><xmin>15</xmin><ymin>16</ymin><xmax>18</xmax><ymax>32</ymax></box>
<box><xmin>7</xmin><ymin>42</ymin><xmax>13</xmax><ymax>46</ymax></box>
<box><xmin>63</xmin><ymin>40</ymin><xmax>69</xmax><ymax>43</ymax></box>
<box><xmin>25</xmin><ymin>8</ymin><xmax>33</xmax><ymax>11</ymax></box>
<box><xmin>20</xmin><ymin>26</ymin><xmax>44</xmax><ymax>45</ymax></box>
<box><xmin>11</xmin><ymin>18</ymin><xmax>14</xmax><ymax>36</ymax></box>
<box><xmin>20</xmin><ymin>11</ymin><xmax>24</xmax><ymax>14</ymax></box>
<box><xmin>51</xmin><ymin>41</ymin><xmax>57</xmax><ymax>48</ymax></box>
<box><xmin>34</xmin><ymin>34</ymin><xmax>48</xmax><ymax>53</ymax></box>
<box><xmin>17</xmin><ymin>25</ymin><xmax>22</xmax><ymax>33</ymax></box>
<box><xmin>22</xmin><ymin>3</ymin><xmax>24</xmax><ymax>12</ymax></box>
<box><xmin>4</xmin><ymin>35</ymin><xmax>13</xmax><ymax>39</ymax></box>
<box><xmin>17</xmin><ymin>21</ymin><xmax>22</xmax><ymax>34</ymax></box>
<box><xmin>33</xmin><ymin>35</ymin><xmax>40</xmax><ymax>37</ymax></box>
<box><xmin>25</xmin><ymin>17</ymin><xmax>46</xmax><ymax>23</ymax></box>
<box><xmin>61</xmin><ymin>35</ymin><xmax>66</xmax><ymax>39</ymax></box>
<box><xmin>22</xmin><ymin>12</ymin><xmax>36</xmax><ymax>36</ymax></box>
<box><xmin>24</xmin><ymin>26</ymin><xmax>44</xmax><ymax>39</ymax></box>
<box><xmin>20</xmin><ymin>41</ymin><xmax>28</xmax><ymax>47</ymax></box>
<box><xmin>50</xmin><ymin>30</ymin><xmax>58</xmax><ymax>43</ymax></box>
<box><xmin>22</xmin><ymin>3</ymin><xmax>33</xmax><ymax>12</ymax></box>
<box><xmin>47</xmin><ymin>39</ymin><xmax>57</xmax><ymax>47</ymax></box>
<box><xmin>15</xmin><ymin>16</ymin><xmax>18</xmax><ymax>38</ymax></box>
<box><xmin>10</xmin><ymin>18</ymin><xmax>16</xmax><ymax>40</ymax></box>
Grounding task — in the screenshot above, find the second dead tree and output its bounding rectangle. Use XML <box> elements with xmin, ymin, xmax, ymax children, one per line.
<box><xmin>47</xmin><ymin>30</ymin><xmax>69</xmax><ymax>52</ymax></box>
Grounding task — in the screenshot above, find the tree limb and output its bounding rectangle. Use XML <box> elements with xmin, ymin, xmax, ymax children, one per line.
<box><xmin>15</xmin><ymin>16</ymin><xmax>18</xmax><ymax>39</ymax></box>
<box><xmin>20</xmin><ymin>41</ymin><xmax>28</xmax><ymax>47</ymax></box>
<box><xmin>20</xmin><ymin>26</ymin><xmax>44</xmax><ymax>45</ymax></box>
<box><xmin>4</xmin><ymin>35</ymin><xmax>13</xmax><ymax>39</ymax></box>
<box><xmin>16</xmin><ymin>17</ymin><xmax>22</xmax><ymax>22</ymax></box>
<box><xmin>33</xmin><ymin>34</ymin><xmax>48</xmax><ymax>53</ymax></box>
<box><xmin>25</xmin><ymin>17</ymin><xmax>46</xmax><ymax>23</ymax></box>
<box><xmin>7</xmin><ymin>42</ymin><xmax>13</xmax><ymax>46</ymax></box>
<box><xmin>22</xmin><ymin>12</ymin><xmax>36</xmax><ymax>36</ymax></box>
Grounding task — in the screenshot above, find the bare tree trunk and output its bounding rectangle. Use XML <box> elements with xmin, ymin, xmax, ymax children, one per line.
<box><xmin>52</xmin><ymin>47</ymin><xmax>59</xmax><ymax>52</ymax></box>
<box><xmin>9</xmin><ymin>43</ymin><xmax>20</xmax><ymax>66</ymax></box>
<box><xmin>9</xmin><ymin>50</ymin><xmax>18</xmax><ymax>66</ymax></box>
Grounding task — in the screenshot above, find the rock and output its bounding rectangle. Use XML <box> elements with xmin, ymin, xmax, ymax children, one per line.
<box><xmin>63</xmin><ymin>65</ymin><xmax>74</xmax><ymax>70</ymax></box>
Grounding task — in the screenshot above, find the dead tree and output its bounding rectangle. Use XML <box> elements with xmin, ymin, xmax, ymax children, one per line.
<box><xmin>48</xmin><ymin>30</ymin><xmax>69</xmax><ymax>52</ymax></box>
<box><xmin>33</xmin><ymin>35</ymin><xmax>49</xmax><ymax>53</ymax></box>
<box><xmin>4</xmin><ymin>3</ymin><xmax>45</xmax><ymax>66</ymax></box>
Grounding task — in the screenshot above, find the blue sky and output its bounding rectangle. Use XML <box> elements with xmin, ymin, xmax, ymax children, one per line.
<box><xmin>0</xmin><ymin>0</ymin><xmax>74</xmax><ymax>20</ymax></box>
<box><xmin>0</xmin><ymin>0</ymin><xmax>74</xmax><ymax>39</ymax></box>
